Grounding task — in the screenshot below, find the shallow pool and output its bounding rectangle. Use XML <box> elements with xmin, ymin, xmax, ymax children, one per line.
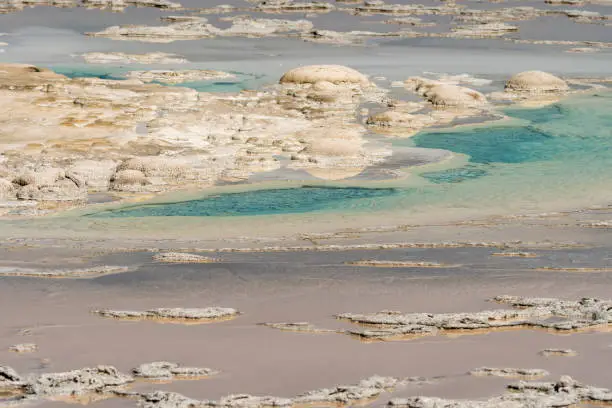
<box><xmin>52</xmin><ymin>65</ymin><xmax>259</xmax><ymax>92</ymax></box>
<box><xmin>90</xmin><ymin>186</ymin><xmax>399</xmax><ymax>217</ymax></box>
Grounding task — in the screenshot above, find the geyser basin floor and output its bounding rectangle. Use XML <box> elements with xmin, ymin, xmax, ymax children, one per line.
<box><xmin>2</xmin><ymin>242</ymin><xmax>612</xmax><ymax>404</ymax></box>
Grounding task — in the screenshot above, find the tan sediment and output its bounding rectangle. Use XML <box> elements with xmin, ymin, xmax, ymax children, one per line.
<box><xmin>491</xmin><ymin>252</ymin><xmax>538</xmax><ymax>258</ymax></box>
<box><xmin>8</xmin><ymin>343</ymin><xmax>37</xmax><ymax>353</ymax></box>
<box><xmin>580</xmin><ymin>221</ymin><xmax>612</xmax><ymax>228</ymax></box>
<box><xmin>192</xmin><ymin>241</ymin><xmax>585</xmax><ymax>253</ymax></box>
<box><xmin>535</xmin><ymin>267</ymin><xmax>612</xmax><ymax>272</ymax></box>
<box><xmin>345</xmin><ymin>331</ymin><xmax>436</xmax><ymax>343</ymax></box>
<box><xmin>347</xmin><ymin>260</ymin><xmax>461</xmax><ymax>268</ymax></box>
<box><xmin>258</xmin><ymin>322</ymin><xmax>339</xmax><ymax>334</ymax></box>
<box><xmin>539</xmin><ymin>348</ymin><xmax>577</xmax><ymax>357</ymax></box>
<box><xmin>0</xmin><ymin>265</ymin><xmax>131</xmax><ymax>279</ymax></box>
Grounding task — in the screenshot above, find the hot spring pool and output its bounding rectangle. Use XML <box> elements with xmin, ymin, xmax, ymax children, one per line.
<box><xmin>88</xmin><ymin>91</ymin><xmax>612</xmax><ymax>219</ymax></box>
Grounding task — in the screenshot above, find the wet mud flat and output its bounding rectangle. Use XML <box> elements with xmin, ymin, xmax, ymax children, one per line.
<box><xmin>1</xmin><ymin>216</ymin><xmax>611</xmax><ymax>407</ymax></box>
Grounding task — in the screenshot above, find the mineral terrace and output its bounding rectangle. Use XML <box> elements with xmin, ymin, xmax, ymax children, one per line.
<box><xmin>0</xmin><ymin>62</ymin><xmax>599</xmax><ymax>217</ymax></box>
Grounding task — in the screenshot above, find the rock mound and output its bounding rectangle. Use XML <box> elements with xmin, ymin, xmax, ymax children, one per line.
<box><xmin>11</xmin><ymin>167</ymin><xmax>86</xmax><ymax>201</ymax></box>
<box><xmin>110</xmin><ymin>169</ymin><xmax>150</xmax><ymax>191</ymax></box>
<box><xmin>0</xmin><ymin>63</ymin><xmax>66</xmax><ymax>90</ymax></box>
<box><xmin>0</xmin><ymin>178</ymin><xmax>15</xmax><ymax>199</ymax></box>
<box><xmin>110</xmin><ymin>157</ymin><xmax>198</xmax><ymax>191</ymax></box>
<box><xmin>366</xmin><ymin>108</ymin><xmax>436</xmax><ymax>136</ymax></box>
<box><xmin>280</xmin><ymin>65</ymin><xmax>370</xmax><ymax>86</ymax></box>
<box><xmin>25</xmin><ymin>366</ymin><xmax>133</xmax><ymax>397</ymax></box>
<box><xmin>66</xmin><ymin>160</ymin><xmax>117</xmax><ymax>191</ymax></box>
<box><xmin>367</xmin><ymin>110</ymin><xmax>424</xmax><ymax>128</ymax></box>
<box><xmin>404</xmin><ymin>77</ymin><xmax>487</xmax><ymax>108</ymax></box>
<box><xmin>505</xmin><ymin>71</ymin><xmax>569</xmax><ymax>93</ymax></box>
<box><xmin>389</xmin><ymin>376</ymin><xmax>612</xmax><ymax>407</ymax></box>
<box><xmin>423</xmin><ymin>84</ymin><xmax>487</xmax><ymax>108</ymax></box>
<box><xmin>117</xmin><ymin>157</ymin><xmax>190</xmax><ymax>179</ymax></box>
<box><xmin>0</xmin><ymin>366</ymin><xmax>24</xmax><ymax>391</ymax></box>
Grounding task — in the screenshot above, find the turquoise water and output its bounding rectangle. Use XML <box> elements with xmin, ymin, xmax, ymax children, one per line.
<box><xmin>412</xmin><ymin>103</ymin><xmax>568</xmax><ymax>165</ymax></box>
<box><xmin>89</xmin><ymin>91</ymin><xmax>612</xmax><ymax>218</ymax></box>
<box><xmin>421</xmin><ymin>165</ymin><xmax>488</xmax><ymax>184</ymax></box>
<box><xmin>90</xmin><ymin>186</ymin><xmax>398</xmax><ymax>217</ymax></box>
<box><xmin>413</xmin><ymin>124</ymin><xmax>557</xmax><ymax>164</ymax></box>
<box><xmin>412</xmin><ymin>92</ymin><xmax>612</xmax><ymax>185</ymax></box>
<box><xmin>54</xmin><ymin>66</ymin><xmax>126</xmax><ymax>80</ymax></box>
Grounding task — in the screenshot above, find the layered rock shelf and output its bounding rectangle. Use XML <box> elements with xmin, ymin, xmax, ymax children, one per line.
<box><xmin>93</xmin><ymin>307</ymin><xmax>240</xmax><ymax>323</ymax></box>
<box><xmin>132</xmin><ymin>362</ymin><xmax>219</xmax><ymax>380</ymax></box>
<box><xmin>468</xmin><ymin>367</ymin><xmax>550</xmax><ymax>379</ymax></box>
<box><xmin>115</xmin><ymin>375</ymin><xmax>401</xmax><ymax>408</ymax></box>
<box><xmin>82</xmin><ymin>52</ymin><xmax>189</xmax><ymax>64</ymax></box>
<box><xmin>388</xmin><ymin>376</ymin><xmax>612</xmax><ymax>407</ymax></box>
<box><xmin>336</xmin><ymin>295</ymin><xmax>612</xmax><ymax>341</ymax></box>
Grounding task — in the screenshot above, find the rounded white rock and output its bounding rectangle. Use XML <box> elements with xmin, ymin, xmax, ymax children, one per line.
<box><xmin>280</xmin><ymin>65</ymin><xmax>370</xmax><ymax>86</ymax></box>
